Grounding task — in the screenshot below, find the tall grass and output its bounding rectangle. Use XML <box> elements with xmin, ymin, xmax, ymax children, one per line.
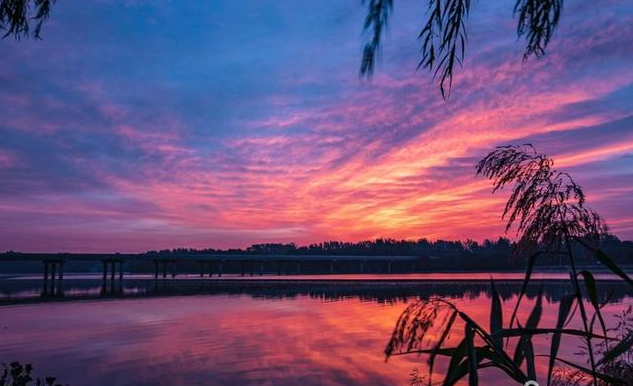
<box><xmin>386</xmin><ymin>145</ymin><xmax>633</xmax><ymax>386</ymax></box>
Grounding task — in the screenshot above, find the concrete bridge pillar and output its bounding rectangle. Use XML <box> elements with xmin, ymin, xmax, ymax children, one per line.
<box><xmin>57</xmin><ymin>261</ymin><xmax>64</xmax><ymax>294</ymax></box>
<box><xmin>41</xmin><ymin>260</ymin><xmax>65</xmax><ymax>297</ymax></box>
<box><xmin>42</xmin><ymin>261</ymin><xmax>50</xmax><ymax>295</ymax></box>
<box><xmin>50</xmin><ymin>263</ymin><xmax>57</xmax><ymax>293</ymax></box>
<box><xmin>43</xmin><ymin>261</ymin><xmax>49</xmax><ymax>282</ymax></box>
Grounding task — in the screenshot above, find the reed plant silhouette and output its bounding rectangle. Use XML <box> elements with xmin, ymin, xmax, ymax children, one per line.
<box><xmin>385</xmin><ymin>145</ymin><xmax>633</xmax><ymax>386</ymax></box>
<box><xmin>552</xmin><ymin>306</ymin><xmax>633</xmax><ymax>385</ymax></box>
<box><xmin>410</xmin><ymin>366</ymin><xmax>428</xmax><ymax>386</ymax></box>
<box><xmin>1</xmin><ymin>362</ymin><xmax>62</xmax><ymax>386</ymax></box>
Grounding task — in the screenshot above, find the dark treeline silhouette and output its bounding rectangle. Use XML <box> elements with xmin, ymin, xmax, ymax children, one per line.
<box><xmin>144</xmin><ymin>233</ymin><xmax>633</xmax><ymax>267</ymax></box>
<box><xmin>1</xmin><ymin>234</ymin><xmax>631</xmax><ymax>274</ymax></box>
<box><xmin>147</xmin><ymin>237</ymin><xmax>511</xmax><ymax>257</ymax></box>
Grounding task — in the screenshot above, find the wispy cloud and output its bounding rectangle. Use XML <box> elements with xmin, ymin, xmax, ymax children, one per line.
<box><xmin>0</xmin><ymin>0</ymin><xmax>632</xmax><ymax>252</ymax></box>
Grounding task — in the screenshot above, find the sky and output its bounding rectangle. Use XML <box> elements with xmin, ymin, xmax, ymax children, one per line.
<box><xmin>0</xmin><ymin>0</ymin><xmax>632</xmax><ymax>252</ymax></box>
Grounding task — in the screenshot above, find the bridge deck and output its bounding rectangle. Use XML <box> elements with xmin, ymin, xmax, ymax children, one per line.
<box><xmin>0</xmin><ymin>253</ymin><xmax>422</xmax><ymax>262</ymax></box>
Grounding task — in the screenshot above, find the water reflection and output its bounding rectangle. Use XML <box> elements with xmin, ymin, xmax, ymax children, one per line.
<box><xmin>1</xmin><ymin>274</ymin><xmax>632</xmax><ymax>305</ymax></box>
<box><xmin>0</xmin><ymin>276</ymin><xmax>631</xmax><ymax>386</ymax></box>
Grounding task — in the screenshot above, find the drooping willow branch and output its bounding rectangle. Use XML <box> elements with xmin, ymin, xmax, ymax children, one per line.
<box><xmin>2</xmin><ymin>0</ymin><xmax>573</xmax><ymax>100</ymax></box>
<box><xmin>360</xmin><ymin>0</ymin><xmax>394</xmax><ymax>78</ymax></box>
<box><xmin>0</xmin><ymin>0</ymin><xmax>55</xmax><ymax>39</ymax></box>
<box><xmin>360</xmin><ymin>0</ymin><xmax>566</xmax><ymax>99</ymax></box>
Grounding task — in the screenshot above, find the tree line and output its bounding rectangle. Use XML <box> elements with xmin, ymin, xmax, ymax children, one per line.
<box><xmin>144</xmin><ymin>234</ymin><xmax>633</xmax><ymax>268</ymax></box>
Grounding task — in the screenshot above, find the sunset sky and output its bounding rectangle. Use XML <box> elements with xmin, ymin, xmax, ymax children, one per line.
<box><xmin>1</xmin><ymin>0</ymin><xmax>632</xmax><ymax>252</ymax></box>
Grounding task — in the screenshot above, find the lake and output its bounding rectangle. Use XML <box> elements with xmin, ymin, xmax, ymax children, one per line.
<box><xmin>0</xmin><ymin>274</ymin><xmax>631</xmax><ymax>385</ymax></box>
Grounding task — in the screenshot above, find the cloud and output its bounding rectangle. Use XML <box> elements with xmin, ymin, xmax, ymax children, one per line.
<box><xmin>1</xmin><ymin>0</ymin><xmax>632</xmax><ymax>252</ymax></box>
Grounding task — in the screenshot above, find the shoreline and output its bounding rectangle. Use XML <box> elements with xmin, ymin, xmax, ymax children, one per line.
<box><xmin>2</xmin><ymin>268</ymin><xmax>633</xmax><ymax>282</ymax></box>
<box><xmin>1</xmin><ymin>273</ymin><xmax>632</xmax><ymax>307</ymax></box>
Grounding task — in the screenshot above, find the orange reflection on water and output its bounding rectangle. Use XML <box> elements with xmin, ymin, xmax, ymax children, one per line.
<box><xmin>0</xmin><ymin>290</ymin><xmax>631</xmax><ymax>386</ymax></box>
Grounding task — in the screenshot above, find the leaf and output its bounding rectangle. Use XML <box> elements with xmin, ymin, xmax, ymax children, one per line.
<box><xmin>593</xmin><ymin>249</ymin><xmax>633</xmax><ymax>287</ymax></box>
<box><xmin>523</xmin><ymin>338</ymin><xmax>536</xmax><ymax>381</ymax></box>
<box><xmin>579</xmin><ymin>270</ymin><xmax>608</xmax><ymax>340</ymax></box>
<box><xmin>513</xmin><ymin>289</ymin><xmax>542</xmax><ymax>368</ymax></box>
<box><xmin>499</xmin><ymin>328</ymin><xmax>611</xmax><ymax>340</ymax></box>
<box><xmin>598</xmin><ymin>330</ymin><xmax>633</xmax><ymax>366</ymax></box>
<box><xmin>513</xmin><ymin>328</ymin><xmax>526</xmax><ymax>367</ymax></box>
<box><xmin>465</xmin><ymin>324</ymin><xmax>478</xmax><ymax>386</ymax></box>
<box><xmin>442</xmin><ymin>347</ymin><xmax>489</xmax><ymax>386</ymax></box>
<box><xmin>442</xmin><ymin>338</ymin><xmax>468</xmax><ymax>386</ymax></box>
<box><xmin>490</xmin><ymin>279</ymin><xmax>503</xmax><ymax>347</ymax></box>
<box><xmin>509</xmin><ymin>251</ymin><xmax>541</xmax><ymax>329</ymax></box>
<box><xmin>478</xmin><ymin>349</ymin><xmax>529</xmax><ymax>384</ymax></box>
<box><xmin>429</xmin><ymin>310</ymin><xmax>458</xmax><ymax>384</ymax></box>
<box><xmin>456</xmin><ymin>311</ymin><xmax>528</xmax><ymax>384</ymax></box>
<box><xmin>547</xmin><ymin>293</ymin><xmax>575</xmax><ymax>386</ymax></box>
<box><xmin>390</xmin><ymin>347</ymin><xmax>464</xmax><ymax>357</ymax></box>
<box><xmin>525</xmin><ymin>288</ymin><xmax>543</xmax><ymax>330</ymax></box>
<box><xmin>553</xmin><ymin>357</ymin><xmax>629</xmax><ymax>386</ymax></box>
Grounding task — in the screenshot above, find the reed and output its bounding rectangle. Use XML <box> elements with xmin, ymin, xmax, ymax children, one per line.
<box><xmin>386</xmin><ymin>145</ymin><xmax>633</xmax><ymax>386</ymax></box>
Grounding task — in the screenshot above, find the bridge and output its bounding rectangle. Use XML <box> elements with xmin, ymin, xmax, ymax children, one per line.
<box><xmin>0</xmin><ymin>253</ymin><xmax>424</xmax><ymax>295</ymax></box>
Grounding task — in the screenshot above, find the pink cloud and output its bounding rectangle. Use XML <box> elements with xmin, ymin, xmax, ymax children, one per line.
<box><xmin>1</xmin><ymin>0</ymin><xmax>632</xmax><ymax>252</ymax></box>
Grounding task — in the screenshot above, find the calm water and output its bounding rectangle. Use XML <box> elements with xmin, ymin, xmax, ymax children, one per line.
<box><xmin>0</xmin><ymin>274</ymin><xmax>631</xmax><ymax>386</ymax></box>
